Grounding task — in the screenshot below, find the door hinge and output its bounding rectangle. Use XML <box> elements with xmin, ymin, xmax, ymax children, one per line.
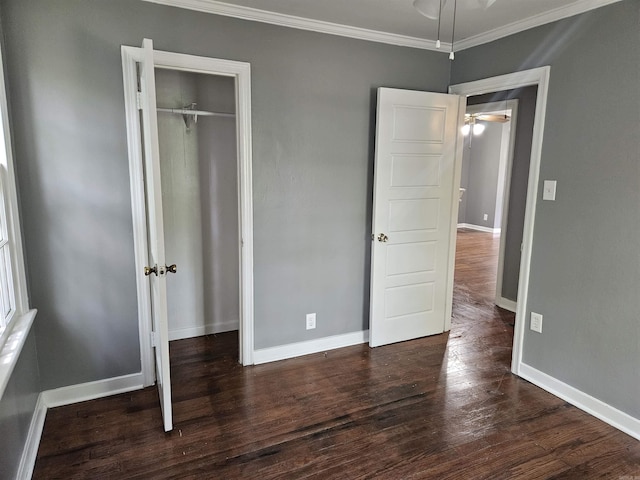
<box><xmin>150</xmin><ymin>331</ymin><xmax>156</xmax><ymax>347</ymax></box>
<box><xmin>136</xmin><ymin>91</ymin><xmax>143</xmax><ymax>110</ymax></box>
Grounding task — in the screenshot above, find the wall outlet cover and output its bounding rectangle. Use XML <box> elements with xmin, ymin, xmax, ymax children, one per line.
<box><xmin>306</xmin><ymin>313</ymin><xmax>316</xmax><ymax>330</ymax></box>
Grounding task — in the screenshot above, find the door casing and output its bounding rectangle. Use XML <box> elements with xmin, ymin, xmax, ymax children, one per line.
<box><xmin>122</xmin><ymin>45</ymin><xmax>256</xmax><ymax>387</ymax></box>
<box><xmin>449</xmin><ymin>66</ymin><xmax>551</xmax><ymax>376</ymax></box>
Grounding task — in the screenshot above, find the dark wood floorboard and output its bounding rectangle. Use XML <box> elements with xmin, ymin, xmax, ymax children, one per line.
<box><xmin>33</xmin><ymin>229</ymin><xmax>640</xmax><ymax>479</ymax></box>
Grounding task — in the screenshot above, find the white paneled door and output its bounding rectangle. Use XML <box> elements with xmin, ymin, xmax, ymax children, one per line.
<box><xmin>369</xmin><ymin>88</ymin><xmax>465</xmax><ymax>347</ymax></box>
<box><xmin>139</xmin><ymin>38</ymin><xmax>173</xmax><ymax>432</ymax></box>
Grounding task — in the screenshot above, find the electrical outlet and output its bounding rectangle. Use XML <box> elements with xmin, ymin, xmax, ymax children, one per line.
<box><xmin>530</xmin><ymin>312</ymin><xmax>543</xmax><ymax>333</ymax></box>
<box><xmin>306</xmin><ymin>313</ymin><xmax>316</xmax><ymax>330</ymax></box>
<box><xmin>483</xmin><ymin>213</ymin><xmax>488</xmax><ymax>221</ymax></box>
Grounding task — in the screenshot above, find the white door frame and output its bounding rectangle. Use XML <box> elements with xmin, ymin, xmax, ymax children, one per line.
<box><xmin>121</xmin><ymin>46</ymin><xmax>255</xmax><ymax>386</ymax></box>
<box><xmin>463</xmin><ymin>99</ymin><xmax>520</xmax><ymax>313</ymax></box>
<box><xmin>449</xmin><ymin>66</ymin><xmax>551</xmax><ymax>376</ymax></box>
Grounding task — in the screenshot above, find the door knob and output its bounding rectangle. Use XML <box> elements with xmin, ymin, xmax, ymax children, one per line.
<box><xmin>144</xmin><ymin>266</ymin><xmax>157</xmax><ymax>276</ymax></box>
<box><xmin>166</xmin><ymin>264</ymin><xmax>177</xmax><ymax>274</ymax></box>
<box><xmin>377</xmin><ymin>233</ymin><xmax>389</xmax><ymax>243</ymax></box>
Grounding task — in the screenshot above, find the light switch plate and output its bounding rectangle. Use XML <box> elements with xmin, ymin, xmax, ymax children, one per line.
<box><xmin>543</xmin><ymin>180</ymin><xmax>557</xmax><ymax>201</ymax></box>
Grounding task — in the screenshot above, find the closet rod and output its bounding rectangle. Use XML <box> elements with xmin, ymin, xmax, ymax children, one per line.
<box><xmin>157</xmin><ymin>107</ymin><xmax>235</xmax><ymax>118</ymax></box>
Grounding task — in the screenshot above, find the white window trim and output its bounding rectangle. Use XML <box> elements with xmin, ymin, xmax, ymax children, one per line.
<box><xmin>0</xmin><ymin>40</ymin><xmax>36</xmax><ymax>400</ymax></box>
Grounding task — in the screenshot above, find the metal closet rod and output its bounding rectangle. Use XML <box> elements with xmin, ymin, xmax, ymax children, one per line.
<box><xmin>157</xmin><ymin>107</ymin><xmax>235</xmax><ymax>118</ymax></box>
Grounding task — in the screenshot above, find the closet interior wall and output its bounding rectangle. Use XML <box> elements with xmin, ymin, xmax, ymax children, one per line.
<box><xmin>155</xmin><ymin>69</ymin><xmax>239</xmax><ymax>340</ymax></box>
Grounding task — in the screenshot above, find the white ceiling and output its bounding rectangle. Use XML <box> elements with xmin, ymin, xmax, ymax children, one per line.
<box><xmin>145</xmin><ymin>0</ymin><xmax>622</xmax><ymax>51</ymax></box>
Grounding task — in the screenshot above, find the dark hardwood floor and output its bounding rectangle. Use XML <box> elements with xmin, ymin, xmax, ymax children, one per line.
<box><xmin>33</xmin><ymin>230</ymin><xmax>640</xmax><ymax>479</ymax></box>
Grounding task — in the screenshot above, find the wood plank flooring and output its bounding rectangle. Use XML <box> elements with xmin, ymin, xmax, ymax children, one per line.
<box><xmin>33</xmin><ymin>229</ymin><xmax>640</xmax><ymax>479</ymax></box>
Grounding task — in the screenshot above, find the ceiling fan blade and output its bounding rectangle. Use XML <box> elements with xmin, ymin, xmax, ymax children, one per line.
<box><xmin>477</xmin><ymin>0</ymin><xmax>498</xmax><ymax>9</ymax></box>
<box><xmin>413</xmin><ymin>0</ymin><xmax>447</xmax><ymax>20</ymax></box>
<box><xmin>476</xmin><ymin>114</ymin><xmax>510</xmax><ymax>123</ymax></box>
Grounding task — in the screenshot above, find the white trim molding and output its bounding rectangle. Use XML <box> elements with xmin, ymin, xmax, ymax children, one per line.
<box><xmin>16</xmin><ymin>394</ymin><xmax>47</xmax><ymax>480</ymax></box>
<box><xmin>519</xmin><ymin>363</ymin><xmax>640</xmax><ymax>441</ymax></box>
<box><xmin>455</xmin><ymin>0</ymin><xmax>624</xmax><ymax>51</ymax></box>
<box><xmin>142</xmin><ymin>0</ymin><xmax>444</xmax><ymax>51</ymax></box>
<box><xmin>42</xmin><ymin>373</ymin><xmax>145</xmax><ymax>408</ymax></box>
<box><xmin>450</xmin><ymin>66</ymin><xmax>551</xmax><ymax>378</ymax></box>
<box><xmin>495</xmin><ymin>297</ymin><xmax>517</xmax><ymax>313</ymax></box>
<box><xmin>253</xmin><ymin>330</ymin><xmax>369</xmax><ymax>365</ymax></box>
<box><xmin>0</xmin><ymin>309</ymin><xmax>37</xmax><ymax>399</ymax></box>
<box><xmin>168</xmin><ymin>320</ymin><xmax>239</xmax><ymax>341</ymax></box>
<box><xmin>457</xmin><ymin>223</ymin><xmax>501</xmax><ymax>235</ymax></box>
<box><xmin>142</xmin><ymin>0</ymin><xmax>621</xmax><ymax>52</ymax></box>
<box><xmin>17</xmin><ymin>373</ymin><xmax>147</xmax><ymax>479</ymax></box>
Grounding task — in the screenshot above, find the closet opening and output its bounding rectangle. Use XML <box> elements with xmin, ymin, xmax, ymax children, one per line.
<box><xmin>154</xmin><ymin>69</ymin><xmax>241</xmax><ymax>345</ymax></box>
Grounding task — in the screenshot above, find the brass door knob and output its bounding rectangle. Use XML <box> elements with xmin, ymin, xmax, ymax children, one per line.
<box><xmin>377</xmin><ymin>233</ymin><xmax>389</xmax><ymax>243</ymax></box>
<box><xmin>166</xmin><ymin>264</ymin><xmax>177</xmax><ymax>274</ymax></box>
<box><xmin>144</xmin><ymin>266</ymin><xmax>157</xmax><ymax>276</ymax></box>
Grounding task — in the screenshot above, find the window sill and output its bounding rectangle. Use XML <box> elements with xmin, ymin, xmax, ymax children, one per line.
<box><xmin>0</xmin><ymin>309</ymin><xmax>37</xmax><ymax>400</ymax></box>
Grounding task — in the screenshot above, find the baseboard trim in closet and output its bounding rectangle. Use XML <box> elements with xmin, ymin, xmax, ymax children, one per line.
<box><xmin>168</xmin><ymin>320</ymin><xmax>240</xmax><ymax>341</ymax></box>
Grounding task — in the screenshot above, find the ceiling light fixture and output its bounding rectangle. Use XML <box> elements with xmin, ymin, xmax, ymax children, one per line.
<box><xmin>473</xmin><ymin>123</ymin><xmax>485</xmax><ymax>135</ymax></box>
<box><xmin>462</xmin><ymin>117</ymin><xmax>486</xmax><ymax>137</ymax></box>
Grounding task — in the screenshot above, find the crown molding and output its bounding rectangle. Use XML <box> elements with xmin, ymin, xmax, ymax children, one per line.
<box><xmin>454</xmin><ymin>0</ymin><xmax>624</xmax><ymax>51</ymax></box>
<box><xmin>142</xmin><ymin>0</ymin><xmax>448</xmax><ymax>51</ymax></box>
<box><xmin>142</xmin><ymin>0</ymin><xmax>622</xmax><ymax>53</ymax></box>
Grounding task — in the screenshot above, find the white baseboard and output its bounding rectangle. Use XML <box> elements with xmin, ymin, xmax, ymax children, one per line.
<box><xmin>169</xmin><ymin>320</ymin><xmax>239</xmax><ymax>341</ymax></box>
<box><xmin>16</xmin><ymin>373</ymin><xmax>146</xmax><ymax>478</ymax></box>
<box><xmin>16</xmin><ymin>393</ymin><xmax>47</xmax><ymax>480</ymax></box>
<box><xmin>42</xmin><ymin>372</ymin><xmax>145</xmax><ymax>408</ymax></box>
<box><xmin>519</xmin><ymin>363</ymin><xmax>640</xmax><ymax>441</ymax></box>
<box><xmin>495</xmin><ymin>297</ymin><xmax>517</xmax><ymax>312</ymax></box>
<box><xmin>253</xmin><ymin>330</ymin><xmax>369</xmax><ymax>365</ymax></box>
<box><xmin>458</xmin><ymin>223</ymin><xmax>501</xmax><ymax>236</ymax></box>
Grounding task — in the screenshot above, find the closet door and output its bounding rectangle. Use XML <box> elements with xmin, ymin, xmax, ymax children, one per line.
<box><xmin>139</xmin><ymin>38</ymin><xmax>173</xmax><ymax>432</ymax></box>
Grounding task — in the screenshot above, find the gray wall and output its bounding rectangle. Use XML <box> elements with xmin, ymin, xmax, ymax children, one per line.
<box><xmin>196</xmin><ymin>75</ymin><xmax>240</xmax><ymax>336</ymax></box>
<box><xmin>467</xmin><ymin>87</ymin><xmax>538</xmax><ymax>302</ymax></box>
<box><xmin>458</xmin><ymin>122</ymin><xmax>505</xmax><ymax>228</ymax></box>
<box><xmin>1</xmin><ymin>0</ymin><xmax>450</xmax><ymax>389</ymax></box>
<box><xmin>0</xmin><ymin>329</ymin><xmax>40</xmax><ymax>480</ymax></box>
<box><xmin>451</xmin><ymin>0</ymin><xmax>640</xmax><ymax>418</ymax></box>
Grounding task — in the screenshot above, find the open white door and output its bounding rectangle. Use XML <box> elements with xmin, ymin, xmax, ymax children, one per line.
<box><xmin>139</xmin><ymin>38</ymin><xmax>173</xmax><ymax>431</ymax></box>
<box><xmin>369</xmin><ymin>87</ymin><xmax>465</xmax><ymax>348</ymax></box>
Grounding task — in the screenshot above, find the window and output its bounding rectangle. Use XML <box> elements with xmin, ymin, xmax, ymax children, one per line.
<box><xmin>0</xmin><ymin>34</ymin><xmax>31</xmax><ymax>403</ymax></box>
<box><xmin>0</xmin><ymin>167</ymin><xmax>16</xmax><ymax>338</ymax></box>
<box><xmin>0</xmin><ymin>44</ymin><xmax>29</xmax><ymax>350</ymax></box>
